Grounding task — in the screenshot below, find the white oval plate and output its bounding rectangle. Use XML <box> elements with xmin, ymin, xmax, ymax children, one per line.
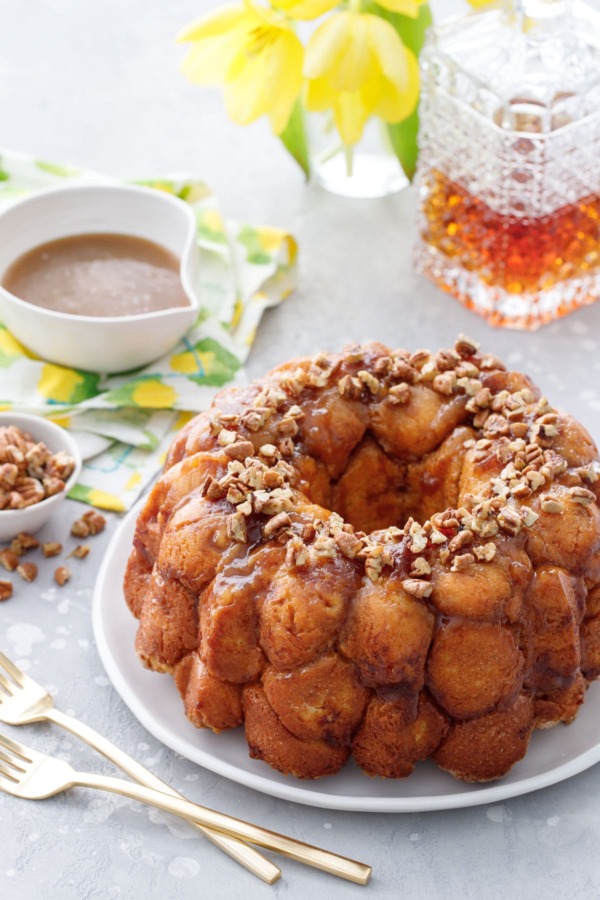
<box><xmin>93</xmin><ymin>504</ymin><xmax>600</xmax><ymax>812</ymax></box>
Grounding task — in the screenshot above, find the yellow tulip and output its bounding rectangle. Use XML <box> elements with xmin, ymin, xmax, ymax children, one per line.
<box><xmin>269</xmin><ymin>0</ymin><xmax>338</xmax><ymax>20</ymax></box>
<box><xmin>178</xmin><ymin>1</ymin><xmax>303</xmax><ymax>134</ymax></box>
<box><xmin>374</xmin><ymin>0</ymin><xmax>428</xmax><ymax>17</ymax></box>
<box><xmin>304</xmin><ymin>11</ymin><xmax>419</xmax><ymax>146</ymax></box>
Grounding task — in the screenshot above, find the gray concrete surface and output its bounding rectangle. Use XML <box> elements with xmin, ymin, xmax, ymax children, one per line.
<box><xmin>2</xmin><ymin>0</ymin><xmax>600</xmax><ymax>898</ymax></box>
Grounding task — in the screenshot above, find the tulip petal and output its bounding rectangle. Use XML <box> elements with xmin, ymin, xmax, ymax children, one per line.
<box><xmin>333</xmin><ymin>92</ymin><xmax>371</xmax><ymax>146</ymax></box>
<box><xmin>225</xmin><ymin>47</ymin><xmax>271</xmax><ymax>125</ymax></box>
<box><xmin>304</xmin><ymin>12</ymin><xmax>375</xmax><ymax>93</ymax></box>
<box><xmin>304</xmin><ymin>13</ymin><xmax>351</xmax><ymax>79</ymax></box>
<box><xmin>270</xmin><ymin>0</ymin><xmax>339</xmax><ymax>20</ymax></box>
<box><xmin>304</xmin><ymin>76</ymin><xmax>337</xmax><ymax>112</ymax></box>
<box><xmin>366</xmin><ymin>15</ymin><xmax>411</xmax><ymax>90</ymax></box>
<box><xmin>373</xmin><ymin>0</ymin><xmax>423</xmax><ymax>16</ymax></box>
<box><xmin>180</xmin><ymin>33</ymin><xmax>242</xmax><ymax>85</ymax></box>
<box><xmin>176</xmin><ymin>3</ymin><xmax>248</xmax><ymax>42</ymax></box>
<box><xmin>375</xmin><ymin>50</ymin><xmax>419</xmax><ymax>122</ymax></box>
<box><xmin>225</xmin><ymin>28</ymin><xmax>303</xmax><ymax>132</ymax></box>
<box><xmin>266</xmin><ymin>33</ymin><xmax>305</xmax><ymax>132</ymax></box>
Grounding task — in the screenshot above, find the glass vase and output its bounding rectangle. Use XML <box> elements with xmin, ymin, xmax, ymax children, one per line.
<box><xmin>308</xmin><ymin>112</ymin><xmax>409</xmax><ymax>199</ymax></box>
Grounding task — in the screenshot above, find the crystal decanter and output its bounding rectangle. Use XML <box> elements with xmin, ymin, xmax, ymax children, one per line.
<box><xmin>413</xmin><ymin>0</ymin><xmax>600</xmax><ymax>329</ymax></box>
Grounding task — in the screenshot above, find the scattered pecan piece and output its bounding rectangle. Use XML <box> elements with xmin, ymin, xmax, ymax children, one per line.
<box><xmin>10</xmin><ymin>533</ymin><xmax>40</xmax><ymax>556</ymax></box>
<box><xmin>0</xmin><ymin>548</ymin><xmax>19</xmax><ymax>571</ymax></box>
<box><xmin>0</xmin><ymin>580</ymin><xmax>13</xmax><ymax>601</ymax></box>
<box><xmin>69</xmin><ymin>544</ymin><xmax>90</xmax><ymax>559</ymax></box>
<box><xmin>42</xmin><ymin>542</ymin><xmax>63</xmax><ymax>558</ymax></box>
<box><xmin>17</xmin><ymin>562</ymin><xmax>38</xmax><ymax>583</ymax></box>
<box><xmin>71</xmin><ymin>510</ymin><xmax>106</xmax><ymax>537</ymax></box>
<box><xmin>54</xmin><ymin>566</ymin><xmax>71</xmax><ymax>586</ymax></box>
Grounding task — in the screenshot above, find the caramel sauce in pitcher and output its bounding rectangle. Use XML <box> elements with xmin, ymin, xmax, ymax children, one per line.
<box><xmin>2</xmin><ymin>233</ymin><xmax>190</xmax><ymax>317</ymax></box>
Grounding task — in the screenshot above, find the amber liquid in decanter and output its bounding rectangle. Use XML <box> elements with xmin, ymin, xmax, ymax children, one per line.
<box><xmin>414</xmin><ymin>1</ymin><xmax>600</xmax><ymax>328</ymax></box>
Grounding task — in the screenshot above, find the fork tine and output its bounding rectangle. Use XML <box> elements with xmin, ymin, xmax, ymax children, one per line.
<box><xmin>0</xmin><ymin>763</ymin><xmax>20</xmax><ymax>783</ymax></box>
<box><xmin>0</xmin><ymin>672</ymin><xmax>15</xmax><ymax>696</ymax></box>
<box><xmin>0</xmin><ymin>732</ymin><xmax>33</xmax><ymax>761</ymax></box>
<box><xmin>0</xmin><ymin>748</ymin><xmax>26</xmax><ymax>772</ymax></box>
<box><xmin>0</xmin><ymin>650</ymin><xmax>25</xmax><ymax>686</ymax></box>
<box><xmin>0</xmin><ymin>650</ymin><xmax>25</xmax><ymax>687</ymax></box>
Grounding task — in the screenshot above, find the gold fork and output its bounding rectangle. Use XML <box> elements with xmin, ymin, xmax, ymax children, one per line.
<box><xmin>0</xmin><ymin>731</ymin><xmax>371</xmax><ymax>885</ymax></box>
<box><xmin>0</xmin><ymin>649</ymin><xmax>280</xmax><ymax>884</ymax></box>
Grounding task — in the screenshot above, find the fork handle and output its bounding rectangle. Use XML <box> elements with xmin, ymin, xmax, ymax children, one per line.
<box><xmin>46</xmin><ymin>708</ymin><xmax>280</xmax><ymax>885</ymax></box>
<box><xmin>72</xmin><ymin>770</ymin><xmax>371</xmax><ymax>886</ymax></box>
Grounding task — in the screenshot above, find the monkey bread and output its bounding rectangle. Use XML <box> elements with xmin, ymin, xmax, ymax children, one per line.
<box><xmin>124</xmin><ymin>337</ymin><xmax>600</xmax><ymax>783</ymax></box>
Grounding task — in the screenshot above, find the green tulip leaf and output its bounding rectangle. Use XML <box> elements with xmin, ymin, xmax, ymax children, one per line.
<box><xmin>378</xmin><ymin>4</ymin><xmax>433</xmax><ymax>181</ymax></box>
<box><xmin>279</xmin><ymin>99</ymin><xmax>310</xmax><ymax>180</ymax></box>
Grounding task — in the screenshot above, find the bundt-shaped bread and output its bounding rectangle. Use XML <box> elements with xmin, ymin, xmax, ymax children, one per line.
<box><xmin>124</xmin><ymin>337</ymin><xmax>600</xmax><ymax>782</ymax></box>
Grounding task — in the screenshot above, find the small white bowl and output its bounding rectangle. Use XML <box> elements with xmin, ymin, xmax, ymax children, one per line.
<box><xmin>0</xmin><ymin>413</ymin><xmax>82</xmax><ymax>541</ymax></box>
<box><xmin>0</xmin><ymin>184</ymin><xmax>200</xmax><ymax>373</ymax></box>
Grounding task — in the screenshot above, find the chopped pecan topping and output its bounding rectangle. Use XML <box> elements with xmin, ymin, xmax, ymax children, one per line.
<box><xmin>391</xmin><ymin>359</ymin><xmax>419</xmax><ymax>384</ymax></box>
<box><xmin>411</xmin><ymin>556</ymin><xmax>432</xmax><ymax>576</ymax></box>
<box><xmin>473</xmin><ymin>542</ymin><xmax>497</xmax><ymax>562</ymax></box>
<box><xmin>258</xmin><ymin>443</ymin><xmax>280</xmax><ymax>461</ymax></box>
<box><xmin>520</xmin><ymin>507</ymin><xmax>539</xmax><ymax>527</ymax></box>
<box><xmin>448</xmin><ymin>530</ymin><xmax>474</xmax><ymax>553</ymax></box>
<box><xmin>338</xmin><ymin>374</ymin><xmax>363</xmax><ymax>400</ymax></box>
<box><xmin>0</xmin><ymin>580</ymin><xmax>12</xmax><ymax>601</ymax></box>
<box><xmin>333</xmin><ymin>529</ymin><xmax>362</xmax><ymax>559</ymax></box>
<box><xmin>387</xmin><ymin>383</ymin><xmax>411</xmax><ymax>406</ymax></box>
<box><xmin>541</xmin><ymin>496</ymin><xmax>564</xmax><ymax>513</ymax></box>
<box><xmin>455</xmin><ymin>334</ymin><xmax>480</xmax><ymax>358</ymax></box>
<box><xmin>224</xmin><ymin>440</ymin><xmax>255</xmax><ymax>461</ymax></box>
<box><xmin>203</xmin><ymin>476</ymin><xmax>227</xmax><ymax>500</ymax></box>
<box><xmin>286</xmin><ymin>536</ymin><xmax>308</xmax><ymax>568</ymax></box>
<box><xmin>263</xmin><ymin>512</ymin><xmax>291</xmax><ymax>539</ymax></box>
<box><xmin>497</xmin><ymin>506</ymin><xmax>522</xmax><ymax>535</ymax></box>
<box><xmin>278</xmin><ymin>417</ymin><xmax>299</xmax><ymax>437</ymax></box>
<box><xmin>240</xmin><ymin>408</ymin><xmax>272</xmax><ymax>432</ymax></box>
<box><xmin>402</xmin><ymin>578</ymin><xmax>432</xmax><ymax>599</ymax></box>
<box><xmin>313</xmin><ymin>535</ymin><xmax>338</xmax><ymax>559</ymax></box>
<box><xmin>570</xmin><ymin>487</ymin><xmax>596</xmax><ymax>506</ymax></box>
<box><xmin>429</xmin><ymin>527</ymin><xmax>447</xmax><ymax>544</ymax></box>
<box><xmin>432</xmin><ymin>372</ymin><xmax>456</xmax><ymax>396</ymax></box>
<box><xmin>451</xmin><ymin>552</ymin><xmax>476</xmax><ymax>572</ymax></box>
<box><xmin>226</xmin><ymin>511</ymin><xmax>247</xmax><ymax>543</ymax></box>
<box><xmin>217</xmin><ymin>428</ymin><xmax>237</xmax><ymax>447</ymax></box>
<box><xmin>357</xmin><ymin>370</ymin><xmax>381</xmax><ymax>395</ymax></box>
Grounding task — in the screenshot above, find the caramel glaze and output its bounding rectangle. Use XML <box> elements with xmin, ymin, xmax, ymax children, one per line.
<box><xmin>125</xmin><ymin>338</ymin><xmax>600</xmax><ymax>783</ymax></box>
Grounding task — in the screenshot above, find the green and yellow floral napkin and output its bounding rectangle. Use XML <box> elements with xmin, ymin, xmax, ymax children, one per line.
<box><xmin>0</xmin><ymin>149</ymin><xmax>297</xmax><ymax>511</ymax></box>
